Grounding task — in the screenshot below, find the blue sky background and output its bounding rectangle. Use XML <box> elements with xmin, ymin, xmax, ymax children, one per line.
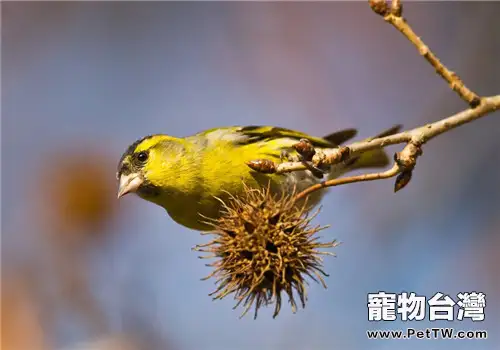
<box><xmin>2</xmin><ymin>2</ymin><xmax>499</xmax><ymax>350</ymax></box>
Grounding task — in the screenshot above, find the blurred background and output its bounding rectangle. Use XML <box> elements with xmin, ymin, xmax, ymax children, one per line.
<box><xmin>2</xmin><ymin>1</ymin><xmax>499</xmax><ymax>350</ymax></box>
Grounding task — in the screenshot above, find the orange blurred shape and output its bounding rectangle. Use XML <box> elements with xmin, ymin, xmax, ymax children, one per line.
<box><xmin>1</xmin><ymin>277</ymin><xmax>47</xmax><ymax>350</ymax></box>
<box><xmin>40</xmin><ymin>149</ymin><xmax>118</xmax><ymax>235</ymax></box>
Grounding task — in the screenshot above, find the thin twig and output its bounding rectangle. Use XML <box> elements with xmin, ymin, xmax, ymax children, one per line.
<box><xmin>369</xmin><ymin>0</ymin><xmax>481</xmax><ymax>107</ymax></box>
<box><xmin>295</xmin><ymin>164</ymin><xmax>400</xmax><ymax>201</ymax></box>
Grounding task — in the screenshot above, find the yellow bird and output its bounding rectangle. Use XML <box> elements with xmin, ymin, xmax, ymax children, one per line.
<box><xmin>117</xmin><ymin>125</ymin><xmax>400</xmax><ymax>231</ymax></box>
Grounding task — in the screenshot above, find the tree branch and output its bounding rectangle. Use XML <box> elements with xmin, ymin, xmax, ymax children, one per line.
<box><xmin>255</xmin><ymin>95</ymin><xmax>498</xmax><ymax>179</ymax></box>
<box><xmin>279</xmin><ymin>95</ymin><xmax>498</xmax><ymax>200</ymax></box>
<box><xmin>246</xmin><ymin>1</ymin><xmax>500</xmax><ymax>201</ymax></box>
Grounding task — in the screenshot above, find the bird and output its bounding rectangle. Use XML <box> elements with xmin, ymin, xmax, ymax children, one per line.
<box><xmin>117</xmin><ymin>125</ymin><xmax>401</xmax><ymax>231</ymax></box>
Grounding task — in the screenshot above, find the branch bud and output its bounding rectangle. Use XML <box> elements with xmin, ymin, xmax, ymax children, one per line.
<box><xmin>293</xmin><ymin>138</ymin><xmax>316</xmax><ymax>161</ymax></box>
<box><xmin>394</xmin><ymin>170</ymin><xmax>412</xmax><ymax>192</ymax></box>
<box><xmin>246</xmin><ymin>159</ymin><xmax>277</xmax><ymax>174</ymax></box>
<box><xmin>369</xmin><ymin>0</ymin><xmax>389</xmax><ymax>16</ymax></box>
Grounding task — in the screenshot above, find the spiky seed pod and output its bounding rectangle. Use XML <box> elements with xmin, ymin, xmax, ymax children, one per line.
<box><xmin>194</xmin><ymin>184</ymin><xmax>339</xmax><ymax>319</ymax></box>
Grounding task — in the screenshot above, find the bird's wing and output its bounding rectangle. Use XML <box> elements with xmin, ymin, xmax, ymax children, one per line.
<box><xmin>196</xmin><ymin>125</ymin><xmax>338</xmax><ymax>148</ymax></box>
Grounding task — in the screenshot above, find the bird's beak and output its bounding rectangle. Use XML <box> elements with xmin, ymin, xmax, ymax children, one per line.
<box><xmin>117</xmin><ymin>173</ymin><xmax>143</xmax><ymax>199</ymax></box>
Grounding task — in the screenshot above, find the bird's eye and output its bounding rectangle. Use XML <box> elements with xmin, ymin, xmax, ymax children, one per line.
<box><xmin>137</xmin><ymin>151</ymin><xmax>149</xmax><ymax>163</ymax></box>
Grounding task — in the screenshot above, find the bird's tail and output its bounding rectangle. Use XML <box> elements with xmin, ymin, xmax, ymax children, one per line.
<box><xmin>348</xmin><ymin>125</ymin><xmax>402</xmax><ymax>170</ymax></box>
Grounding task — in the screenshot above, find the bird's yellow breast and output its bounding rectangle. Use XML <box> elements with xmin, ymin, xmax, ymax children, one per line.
<box><xmin>165</xmin><ymin>140</ymin><xmax>281</xmax><ymax>230</ymax></box>
<box><xmin>141</xmin><ymin>136</ymin><xmax>324</xmax><ymax>231</ymax></box>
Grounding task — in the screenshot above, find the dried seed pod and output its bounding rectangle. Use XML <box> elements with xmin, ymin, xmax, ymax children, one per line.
<box><xmin>194</xmin><ymin>184</ymin><xmax>338</xmax><ymax>319</ymax></box>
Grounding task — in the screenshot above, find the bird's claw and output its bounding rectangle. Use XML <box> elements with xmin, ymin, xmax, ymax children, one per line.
<box><xmin>303</xmin><ymin>162</ymin><xmax>327</xmax><ymax>179</ymax></box>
